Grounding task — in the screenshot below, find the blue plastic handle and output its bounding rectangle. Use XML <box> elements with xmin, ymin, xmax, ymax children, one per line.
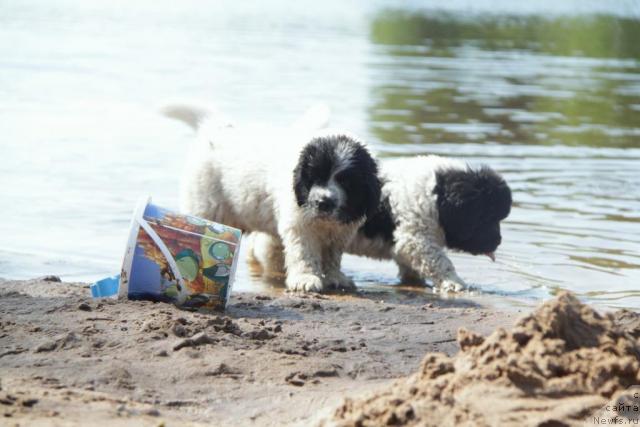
<box><xmin>90</xmin><ymin>275</ymin><xmax>120</xmax><ymax>298</ymax></box>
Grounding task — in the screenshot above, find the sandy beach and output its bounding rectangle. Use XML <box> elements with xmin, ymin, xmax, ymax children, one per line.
<box><xmin>0</xmin><ymin>277</ymin><xmax>516</xmax><ymax>426</ymax></box>
<box><xmin>2</xmin><ymin>279</ymin><xmax>640</xmax><ymax>426</ymax></box>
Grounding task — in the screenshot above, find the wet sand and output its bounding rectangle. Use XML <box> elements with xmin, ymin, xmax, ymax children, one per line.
<box><xmin>0</xmin><ymin>277</ymin><xmax>516</xmax><ymax>426</ymax></box>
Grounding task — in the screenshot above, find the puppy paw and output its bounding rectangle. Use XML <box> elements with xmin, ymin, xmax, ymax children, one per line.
<box><xmin>324</xmin><ymin>271</ymin><xmax>356</xmax><ymax>292</ymax></box>
<box><xmin>398</xmin><ymin>264</ymin><xmax>425</xmax><ymax>286</ymax></box>
<box><xmin>434</xmin><ymin>278</ymin><xmax>467</xmax><ymax>293</ymax></box>
<box><xmin>286</xmin><ymin>273</ymin><xmax>325</xmax><ymax>293</ymax></box>
<box><xmin>399</xmin><ymin>272</ymin><xmax>426</xmax><ymax>286</ymax></box>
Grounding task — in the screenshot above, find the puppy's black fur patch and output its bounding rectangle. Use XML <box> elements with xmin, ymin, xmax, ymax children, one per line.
<box><xmin>434</xmin><ymin>167</ymin><xmax>512</xmax><ymax>255</ymax></box>
<box><xmin>293</xmin><ymin>136</ymin><xmax>381</xmax><ymax>223</ymax></box>
<box><xmin>360</xmin><ymin>193</ymin><xmax>396</xmax><ymax>242</ymax></box>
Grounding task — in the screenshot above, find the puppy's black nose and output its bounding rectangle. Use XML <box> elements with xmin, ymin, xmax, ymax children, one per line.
<box><xmin>317</xmin><ymin>196</ymin><xmax>336</xmax><ymax>212</ymax></box>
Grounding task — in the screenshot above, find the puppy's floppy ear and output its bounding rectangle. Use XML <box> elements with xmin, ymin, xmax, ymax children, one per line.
<box><xmin>351</xmin><ymin>142</ymin><xmax>382</xmax><ymax>219</ymax></box>
<box><xmin>435</xmin><ymin>171</ymin><xmax>476</xmax><ymax>240</ymax></box>
<box><xmin>293</xmin><ymin>155</ymin><xmax>309</xmax><ymax>207</ymax></box>
<box><xmin>475</xmin><ymin>166</ymin><xmax>512</xmax><ymax>220</ymax></box>
<box><xmin>364</xmin><ymin>173</ymin><xmax>382</xmax><ymax>219</ymax></box>
<box><xmin>293</xmin><ymin>140</ymin><xmax>328</xmax><ymax>207</ymax></box>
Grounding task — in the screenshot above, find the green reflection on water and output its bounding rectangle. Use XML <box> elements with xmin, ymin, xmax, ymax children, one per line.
<box><xmin>369</xmin><ymin>12</ymin><xmax>640</xmax><ymax>148</ymax></box>
<box><xmin>371</xmin><ymin>12</ymin><xmax>640</xmax><ymax>59</ymax></box>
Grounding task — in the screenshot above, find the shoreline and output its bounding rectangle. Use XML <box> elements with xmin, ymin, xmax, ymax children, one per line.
<box><xmin>0</xmin><ymin>277</ymin><xmax>517</xmax><ymax>426</ymax></box>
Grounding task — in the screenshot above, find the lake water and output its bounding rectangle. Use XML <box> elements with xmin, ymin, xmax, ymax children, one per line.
<box><xmin>1</xmin><ymin>0</ymin><xmax>639</xmax><ymax>309</ymax></box>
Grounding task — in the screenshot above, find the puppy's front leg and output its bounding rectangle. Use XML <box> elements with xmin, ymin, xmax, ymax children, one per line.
<box><xmin>281</xmin><ymin>226</ymin><xmax>325</xmax><ymax>293</ymax></box>
<box><xmin>322</xmin><ymin>245</ymin><xmax>355</xmax><ymax>292</ymax></box>
<box><xmin>394</xmin><ymin>232</ymin><xmax>466</xmax><ymax>292</ymax></box>
<box><xmin>397</xmin><ymin>263</ymin><xmax>426</xmax><ymax>286</ymax></box>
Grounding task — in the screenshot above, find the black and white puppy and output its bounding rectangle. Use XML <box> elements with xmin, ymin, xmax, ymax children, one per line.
<box><xmin>163</xmin><ymin>105</ymin><xmax>381</xmax><ymax>293</ymax></box>
<box><xmin>248</xmin><ymin>155</ymin><xmax>511</xmax><ymax>292</ymax></box>
<box><xmin>350</xmin><ymin>155</ymin><xmax>512</xmax><ymax>291</ymax></box>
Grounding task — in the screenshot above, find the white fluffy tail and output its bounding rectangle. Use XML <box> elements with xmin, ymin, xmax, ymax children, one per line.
<box><xmin>162</xmin><ymin>101</ymin><xmax>330</xmax><ymax>133</ymax></box>
<box><xmin>160</xmin><ymin>103</ymin><xmax>211</xmax><ymax>130</ymax></box>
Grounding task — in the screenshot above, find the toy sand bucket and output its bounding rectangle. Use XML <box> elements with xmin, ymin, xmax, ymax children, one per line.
<box><xmin>94</xmin><ymin>197</ymin><xmax>242</xmax><ymax>311</ymax></box>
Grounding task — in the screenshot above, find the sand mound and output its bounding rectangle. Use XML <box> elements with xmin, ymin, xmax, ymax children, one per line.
<box><xmin>324</xmin><ymin>293</ymin><xmax>640</xmax><ymax>427</ymax></box>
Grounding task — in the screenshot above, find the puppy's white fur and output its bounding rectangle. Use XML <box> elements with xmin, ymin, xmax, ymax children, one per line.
<box><xmin>166</xmin><ymin>105</ymin><xmax>365</xmax><ymax>292</ymax></box>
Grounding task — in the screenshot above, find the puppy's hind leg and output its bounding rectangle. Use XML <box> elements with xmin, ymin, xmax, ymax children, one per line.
<box><xmin>246</xmin><ymin>232</ymin><xmax>286</xmax><ymax>280</ymax></box>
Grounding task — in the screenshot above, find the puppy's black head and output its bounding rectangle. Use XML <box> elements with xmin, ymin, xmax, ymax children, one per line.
<box><xmin>434</xmin><ymin>166</ymin><xmax>512</xmax><ymax>256</ymax></box>
<box><xmin>293</xmin><ymin>135</ymin><xmax>381</xmax><ymax>224</ymax></box>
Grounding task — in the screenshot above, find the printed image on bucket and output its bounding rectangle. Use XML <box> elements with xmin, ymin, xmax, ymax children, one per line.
<box><xmin>120</xmin><ymin>197</ymin><xmax>242</xmax><ymax>311</ymax></box>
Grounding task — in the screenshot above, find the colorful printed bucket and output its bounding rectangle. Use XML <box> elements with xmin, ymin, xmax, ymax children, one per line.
<box><xmin>118</xmin><ymin>197</ymin><xmax>242</xmax><ymax>311</ymax></box>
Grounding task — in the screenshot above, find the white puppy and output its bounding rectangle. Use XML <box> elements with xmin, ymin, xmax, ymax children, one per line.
<box><xmin>163</xmin><ymin>105</ymin><xmax>381</xmax><ymax>293</ymax></box>
<box><xmin>248</xmin><ymin>155</ymin><xmax>512</xmax><ymax>292</ymax></box>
